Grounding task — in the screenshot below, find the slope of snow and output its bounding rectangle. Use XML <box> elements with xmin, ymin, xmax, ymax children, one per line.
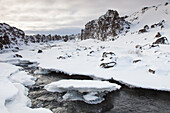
<box><xmin>127</xmin><ymin>3</ymin><xmax>170</xmax><ymax>32</ymax></box>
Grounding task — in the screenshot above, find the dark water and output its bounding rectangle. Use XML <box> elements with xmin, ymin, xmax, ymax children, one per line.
<box><xmin>27</xmin><ymin>72</ymin><xmax>170</xmax><ymax>113</ymax></box>
<box><xmin>17</xmin><ymin>61</ymin><xmax>170</xmax><ymax>113</ymax></box>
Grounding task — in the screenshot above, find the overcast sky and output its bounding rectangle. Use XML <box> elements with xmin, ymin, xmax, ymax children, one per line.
<box><xmin>0</xmin><ymin>0</ymin><xmax>168</xmax><ymax>35</ymax></box>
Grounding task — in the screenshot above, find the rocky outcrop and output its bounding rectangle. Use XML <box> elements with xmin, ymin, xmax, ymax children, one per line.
<box><xmin>0</xmin><ymin>23</ymin><xmax>26</xmax><ymax>50</ymax></box>
<box><xmin>81</xmin><ymin>10</ymin><xmax>130</xmax><ymax>41</ymax></box>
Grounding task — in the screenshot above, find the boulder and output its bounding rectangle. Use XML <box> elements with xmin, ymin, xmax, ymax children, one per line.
<box><xmin>38</xmin><ymin>50</ymin><xmax>43</xmax><ymax>53</ymax></box>
<box><xmin>155</xmin><ymin>32</ymin><xmax>161</xmax><ymax>38</ymax></box>
<box><xmin>149</xmin><ymin>69</ymin><xmax>155</xmax><ymax>74</ymax></box>
<box><xmin>100</xmin><ymin>62</ymin><xmax>116</xmax><ymax>68</ymax></box>
<box><xmin>153</xmin><ymin>37</ymin><xmax>169</xmax><ymax>44</ymax></box>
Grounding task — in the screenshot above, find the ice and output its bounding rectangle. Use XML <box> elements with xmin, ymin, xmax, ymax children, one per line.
<box><xmin>45</xmin><ymin>79</ymin><xmax>121</xmax><ymax>93</ymax></box>
<box><xmin>45</xmin><ymin>80</ymin><xmax>120</xmax><ymax>104</ymax></box>
<box><xmin>0</xmin><ymin>62</ymin><xmax>52</xmax><ymax>113</ymax></box>
<box><xmin>9</xmin><ymin>71</ymin><xmax>36</xmax><ymax>86</ymax></box>
<box><xmin>6</xmin><ymin>83</ymin><xmax>52</xmax><ymax>113</ymax></box>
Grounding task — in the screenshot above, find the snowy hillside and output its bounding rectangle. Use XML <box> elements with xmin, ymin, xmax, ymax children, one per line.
<box><xmin>0</xmin><ymin>2</ymin><xmax>170</xmax><ymax>113</ymax></box>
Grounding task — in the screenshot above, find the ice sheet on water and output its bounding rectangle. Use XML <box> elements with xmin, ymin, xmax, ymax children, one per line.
<box><xmin>45</xmin><ymin>79</ymin><xmax>121</xmax><ymax>104</ymax></box>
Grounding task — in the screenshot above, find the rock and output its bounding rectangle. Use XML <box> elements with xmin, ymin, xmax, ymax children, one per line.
<box><xmin>144</xmin><ymin>25</ymin><xmax>149</xmax><ymax>30</ymax></box>
<box><xmin>135</xmin><ymin>45</ymin><xmax>142</xmax><ymax>50</ymax></box>
<box><xmin>142</xmin><ymin>7</ymin><xmax>149</xmax><ymax>13</ymax></box>
<box><xmin>148</xmin><ymin>69</ymin><xmax>155</xmax><ymax>74</ymax></box>
<box><xmin>133</xmin><ymin>59</ymin><xmax>141</xmax><ymax>63</ymax></box>
<box><xmin>57</xmin><ymin>56</ymin><xmax>66</xmax><ymax>59</ymax></box>
<box><xmin>150</xmin><ymin>44</ymin><xmax>159</xmax><ymax>48</ymax></box>
<box><xmin>14</xmin><ymin>47</ymin><xmax>20</xmax><ymax>50</ymax></box>
<box><xmin>165</xmin><ymin>2</ymin><xmax>169</xmax><ymax>6</ymax></box>
<box><xmin>153</xmin><ymin>37</ymin><xmax>169</xmax><ymax>44</ymax></box>
<box><xmin>13</xmin><ymin>54</ymin><xmax>23</xmax><ymax>58</ymax></box>
<box><xmin>100</xmin><ymin>62</ymin><xmax>117</xmax><ymax>68</ymax></box>
<box><xmin>138</xmin><ymin>25</ymin><xmax>149</xmax><ymax>34</ymax></box>
<box><xmin>38</xmin><ymin>50</ymin><xmax>43</xmax><ymax>53</ymax></box>
<box><xmin>81</xmin><ymin>9</ymin><xmax>130</xmax><ymax>40</ymax></box>
<box><xmin>155</xmin><ymin>32</ymin><xmax>161</xmax><ymax>38</ymax></box>
<box><xmin>100</xmin><ymin>52</ymin><xmax>117</xmax><ymax>69</ymax></box>
<box><xmin>102</xmin><ymin>52</ymin><xmax>116</xmax><ymax>58</ymax></box>
<box><xmin>150</xmin><ymin>20</ymin><xmax>165</xmax><ymax>29</ymax></box>
<box><xmin>0</xmin><ymin>23</ymin><xmax>25</xmax><ymax>50</ymax></box>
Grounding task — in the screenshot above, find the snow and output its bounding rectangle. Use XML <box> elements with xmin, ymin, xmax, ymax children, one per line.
<box><xmin>0</xmin><ymin>63</ymin><xmax>53</xmax><ymax>113</ymax></box>
<box><xmin>45</xmin><ymin>80</ymin><xmax>120</xmax><ymax>104</ymax></box>
<box><xmin>9</xmin><ymin>71</ymin><xmax>36</xmax><ymax>86</ymax></box>
<box><xmin>45</xmin><ymin>79</ymin><xmax>121</xmax><ymax>93</ymax></box>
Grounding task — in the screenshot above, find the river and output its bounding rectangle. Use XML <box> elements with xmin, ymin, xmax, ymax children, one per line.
<box><xmin>17</xmin><ymin>60</ymin><xmax>170</xmax><ymax>113</ymax></box>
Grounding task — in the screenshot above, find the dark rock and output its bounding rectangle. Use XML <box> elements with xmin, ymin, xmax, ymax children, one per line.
<box><xmin>155</xmin><ymin>32</ymin><xmax>161</xmax><ymax>38</ymax></box>
<box><xmin>165</xmin><ymin>2</ymin><xmax>169</xmax><ymax>6</ymax></box>
<box><xmin>14</xmin><ymin>47</ymin><xmax>20</xmax><ymax>50</ymax></box>
<box><xmin>144</xmin><ymin>25</ymin><xmax>149</xmax><ymax>30</ymax></box>
<box><xmin>0</xmin><ymin>43</ymin><xmax>3</xmax><ymax>50</ymax></box>
<box><xmin>150</xmin><ymin>44</ymin><xmax>159</xmax><ymax>48</ymax></box>
<box><xmin>135</xmin><ymin>45</ymin><xmax>142</xmax><ymax>50</ymax></box>
<box><xmin>38</xmin><ymin>50</ymin><xmax>43</xmax><ymax>53</ymax></box>
<box><xmin>89</xmin><ymin>51</ymin><xmax>94</xmax><ymax>54</ymax></box>
<box><xmin>138</xmin><ymin>25</ymin><xmax>149</xmax><ymax>34</ymax></box>
<box><xmin>102</xmin><ymin>52</ymin><xmax>116</xmax><ymax>58</ymax></box>
<box><xmin>153</xmin><ymin>37</ymin><xmax>169</xmax><ymax>44</ymax></box>
<box><xmin>100</xmin><ymin>62</ymin><xmax>116</xmax><ymax>69</ymax></box>
<box><xmin>150</xmin><ymin>20</ymin><xmax>165</xmax><ymax>29</ymax></box>
<box><xmin>14</xmin><ymin>54</ymin><xmax>22</xmax><ymax>58</ymax></box>
<box><xmin>148</xmin><ymin>69</ymin><xmax>155</xmax><ymax>74</ymax></box>
<box><xmin>151</xmin><ymin>25</ymin><xmax>156</xmax><ymax>28</ymax></box>
<box><xmin>57</xmin><ymin>56</ymin><xmax>66</xmax><ymax>59</ymax></box>
<box><xmin>142</xmin><ymin>7</ymin><xmax>149</xmax><ymax>13</ymax></box>
<box><xmin>81</xmin><ymin>9</ymin><xmax>130</xmax><ymax>40</ymax></box>
<box><xmin>133</xmin><ymin>59</ymin><xmax>141</xmax><ymax>63</ymax></box>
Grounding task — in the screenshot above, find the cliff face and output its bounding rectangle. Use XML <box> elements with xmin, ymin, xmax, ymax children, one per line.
<box><xmin>81</xmin><ymin>10</ymin><xmax>130</xmax><ymax>41</ymax></box>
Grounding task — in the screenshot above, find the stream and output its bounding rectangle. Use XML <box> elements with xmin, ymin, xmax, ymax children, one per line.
<box><xmin>17</xmin><ymin>60</ymin><xmax>170</xmax><ymax>113</ymax></box>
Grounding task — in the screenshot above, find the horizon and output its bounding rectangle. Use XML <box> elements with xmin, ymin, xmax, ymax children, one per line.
<box><xmin>0</xmin><ymin>0</ymin><xmax>168</xmax><ymax>35</ymax></box>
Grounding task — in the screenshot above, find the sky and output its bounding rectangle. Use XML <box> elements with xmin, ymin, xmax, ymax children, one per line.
<box><xmin>0</xmin><ymin>0</ymin><xmax>168</xmax><ymax>35</ymax></box>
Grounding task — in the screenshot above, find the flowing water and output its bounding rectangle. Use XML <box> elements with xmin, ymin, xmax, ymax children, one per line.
<box><xmin>17</xmin><ymin>61</ymin><xmax>170</xmax><ymax>113</ymax></box>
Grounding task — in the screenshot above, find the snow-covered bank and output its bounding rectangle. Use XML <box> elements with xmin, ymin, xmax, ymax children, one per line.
<box><xmin>0</xmin><ymin>63</ymin><xmax>52</xmax><ymax>113</ymax></box>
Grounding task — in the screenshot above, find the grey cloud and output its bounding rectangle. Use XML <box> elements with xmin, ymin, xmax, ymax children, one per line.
<box><xmin>25</xmin><ymin>27</ymin><xmax>81</xmax><ymax>35</ymax></box>
<box><xmin>0</xmin><ymin>0</ymin><xmax>168</xmax><ymax>35</ymax></box>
